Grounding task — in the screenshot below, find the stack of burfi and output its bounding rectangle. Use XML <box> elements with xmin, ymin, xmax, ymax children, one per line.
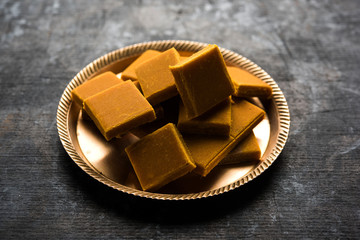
<box><xmin>169</xmin><ymin>45</ymin><xmax>266</xmax><ymax>176</ymax></box>
<box><xmin>71</xmin><ymin>44</ymin><xmax>272</xmax><ymax>192</ymax></box>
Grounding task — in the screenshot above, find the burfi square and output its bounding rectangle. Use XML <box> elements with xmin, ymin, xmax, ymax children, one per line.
<box><xmin>71</xmin><ymin>71</ymin><xmax>123</xmax><ymax>106</ymax></box>
<box><xmin>177</xmin><ymin>97</ymin><xmax>231</xmax><ymax>136</ymax></box>
<box><xmin>220</xmin><ymin>132</ymin><xmax>261</xmax><ymax>165</ymax></box>
<box><xmin>183</xmin><ymin>99</ymin><xmax>265</xmax><ymax>176</ymax></box>
<box><xmin>170</xmin><ymin>44</ymin><xmax>235</xmax><ymax>119</ymax></box>
<box><xmin>125</xmin><ymin>123</ymin><xmax>196</xmax><ymax>191</ymax></box>
<box><xmin>121</xmin><ymin>50</ymin><xmax>161</xmax><ymax>81</ymax></box>
<box><xmin>227</xmin><ymin>66</ymin><xmax>272</xmax><ymax>98</ymax></box>
<box><xmin>83</xmin><ymin>81</ymin><xmax>156</xmax><ymax>141</ymax></box>
<box><xmin>135</xmin><ymin>48</ymin><xmax>180</xmax><ymax>105</ymax></box>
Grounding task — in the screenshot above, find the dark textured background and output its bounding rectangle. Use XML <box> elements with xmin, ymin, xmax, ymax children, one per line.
<box><xmin>1</xmin><ymin>0</ymin><xmax>359</xmax><ymax>239</ymax></box>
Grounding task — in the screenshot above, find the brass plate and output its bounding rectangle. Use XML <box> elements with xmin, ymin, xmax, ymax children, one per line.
<box><xmin>57</xmin><ymin>40</ymin><xmax>290</xmax><ymax>200</ymax></box>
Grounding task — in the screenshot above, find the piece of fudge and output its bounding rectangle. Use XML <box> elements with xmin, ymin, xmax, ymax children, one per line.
<box><xmin>135</xmin><ymin>48</ymin><xmax>180</xmax><ymax>105</ymax></box>
<box><xmin>121</xmin><ymin>50</ymin><xmax>161</xmax><ymax>81</ymax></box>
<box><xmin>179</xmin><ymin>56</ymin><xmax>188</xmax><ymax>62</ymax></box>
<box><xmin>177</xmin><ymin>97</ymin><xmax>231</xmax><ymax>136</ymax></box>
<box><xmin>227</xmin><ymin>66</ymin><xmax>272</xmax><ymax>98</ymax></box>
<box><xmin>125</xmin><ymin>123</ymin><xmax>196</xmax><ymax>191</ymax></box>
<box><xmin>71</xmin><ymin>71</ymin><xmax>123</xmax><ymax>106</ymax></box>
<box><xmin>169</xmin><ymin>44</ymin><xmax>234</xmax><ymax>119</ymax></box>
<box><xmin>220</xmin><ymin>132</ymin><xmax>261</xmax><ymax>165</ymax></box>
<box><xmin>83</xmin><ymin>81</ymin><xmax>156</xmax><ymax>141</ymax></box>
<box><xmin>183</xmin><ymin>99</ymin><xmax>265</xmax><ymax>176</ymax></box>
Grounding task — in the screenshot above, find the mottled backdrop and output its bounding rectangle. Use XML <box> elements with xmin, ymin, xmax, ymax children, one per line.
<box><xmin>1</xmin><ymin>0</ymin><xmax>359</xmax><ymax>239</ymax></box>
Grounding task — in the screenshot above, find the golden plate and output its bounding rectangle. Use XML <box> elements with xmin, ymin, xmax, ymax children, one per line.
<box><xmin>57</xmin><ymin>40</ymin><xmax>290</xmax><ymax>200</ymax></box>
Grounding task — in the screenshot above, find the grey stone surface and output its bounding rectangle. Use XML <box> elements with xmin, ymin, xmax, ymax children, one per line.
<box><xmin>0</xmin><ymin>0</ymin><xmax>359</xmax><ymax>239</ymax></box>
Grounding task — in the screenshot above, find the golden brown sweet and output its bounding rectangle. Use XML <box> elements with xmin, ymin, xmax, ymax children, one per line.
<box><xmin>227</xmin><ymin>66</ymin><xmax>272</xmax><ymax>98</ymax></box>
<box><xmin>121</xmin><ymin>50</ymin><xmax>161</xmax><ymax>81</ymax></box>
<box><xmin>71</xmin><ymin>71</ymin><xmax>123</xmax><ymax>106</ymax></box>
<box><xmin>125</xmin><ymin>123</ymin><xmax>196</xmax><ymax>191</ymax></box>
<box><xmin>220</xmin><ymin>132</ymin><xmax>261</xmax><ymax>165</ymax></box>
<box><xmin>170</xmin><ymin>44</ymin><xmax>234</xmax><ymax>119</ymax></box>
<box><xmin>179</xmin><ymin>56</ymin><xmax>188</xmax><ymax>62</ymax></box>
<box><xmin>83</xmin><ymin>81</ymin><xmax>156</xmax><ymax>141</ymax></box>
<box><xmin>135</xmin><ymin>48</ymin><xmax>180</xmax><ymax>105</ymax></box>
<box><xmin>177</xmin><ymin>97</ymin><xmax>231</xmax><ymax>136</ymax></box>
<box><xmin>183</xmin><ymin>99</ymin><xmax>265</xmax><ymax>176</ymax></box>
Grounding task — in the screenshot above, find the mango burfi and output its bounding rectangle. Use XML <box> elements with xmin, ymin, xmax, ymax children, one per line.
<box><xmin>125</xmin><ymin>123</ymin><xmax>196</xmax><ymax>191</ymax></box>
<box><xmin>177</xmin><ymin>97</ymin><xmax>231</xmax><ymax>136</ymax></box>
<box><xmin>227</xmin><ymin>66</ymin><xmax>272</xmax><ymax>98</ymax></box>
<box><xmin>220</xmin><ymin>132</ymin><xmax>261</xmax><ymax>165</ymax></box>
<box><xmin>71</xmin><ymin>71</ymin><xmax>123</xmax><ymax>106</ymax></box>
<box><xmin>179</xmin><ymin>56</ymin><xmax>188</xmax><ymax>62</ymax></box>
<box><xmin>135</xmin><ymin>48</ymin><xmax>180</xmax><ymax>105</ymax></box>
<box><xmin>121</xmin><ymin>50</ymin><xmax>161</xmax><ymax>81</ymax></box>
<box><xmin>170</xmin><ymin>44</ymin><xmax>234</xmax><ymax>119</ymax></box>
<box><xmin>183</xmin><ymin>99</ymin><xmax>265</xmax><ymax>176</ymax></box>
<box><xmin>83</xmin><ymin>81</ymin><xmax>156</xmax><ymax>141</ymax></box>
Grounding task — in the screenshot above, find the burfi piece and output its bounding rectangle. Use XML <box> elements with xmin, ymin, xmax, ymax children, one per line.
<box><xmin>183</xmin><ymin>99</ymin><xmax>265</xmax><ymax>176</ymax></box>
<box><xmin>71</xmin><ymin>71</ymin><xmax>123</xmax><ymax>106</ymax></box>
<box><xmin>121</xmin><ymin>50</ymin><xmax>161</xmax><ymax>81</ymax></box>
<box><xmin>179</xmin><ymin>56</ymin><xmax>188</xmax><ymax>62</ymax></box>
<box><xmin>227</xmin><ymin>66</ymin><xmax>272</xmax><ymax>98</ymax></box>
<box><xmin>170</xmin><ymin>44</ymin><xmax>234</xmax><ymax>119</ymax></box>
<box><xmin>177</xmin><ymin>97</ymin><xmax>231</xmax><ymax>136</ymax></box>
<box><xmin>83</xmin><ymin>81</ymin><xmax>156</xmax><ymax>141</ymax></box>
<box><xmin>220</xmin><ymin>132</ymin><xmax>261</xmax><ymax>165</ymax></box>
<box><xmin>125</xmin><ymin>123</ymin><xmax>196</xmax><ymax>191</ymax></box>
<box><xmin>229</xmin><ymin>98</ymin><xmax>265</xmax><ymax>138</ymax></box>
<box><xmin>182</xmin><ymin>134</ymin><xmax>233</xmax><ymax>177</ymax></box>
<box><xmin>135</xmin><ymin>48</ymin><xmax>180</xmax><ymax>105</ymax></box>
